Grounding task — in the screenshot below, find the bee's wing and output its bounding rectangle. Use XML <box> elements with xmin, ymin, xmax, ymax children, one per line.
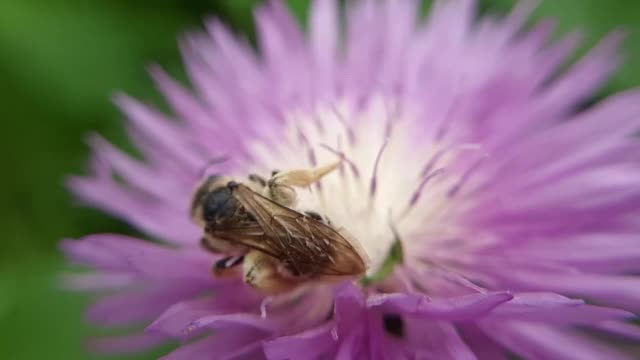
<box><xmin>231</xmin><ymin>184</ymin><xmax>367</xmax><ymax>277</ymax></box>
<box><xmin>204</xmin><ymin>217</ymin><xmax>285</xmax><ymax>260</ymax></box>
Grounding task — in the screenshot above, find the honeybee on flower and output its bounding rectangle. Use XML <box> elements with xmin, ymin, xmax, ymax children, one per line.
<box><xmin>63</xmin><ymin>0</ymin><xmax>640</xmax><ymax>358</ymax></box>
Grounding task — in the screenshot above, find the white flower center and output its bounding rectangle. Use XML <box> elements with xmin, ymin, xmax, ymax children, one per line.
<box><xmin>246</xmin><ymin>97</ymin><xmax>482</xmax><ymax>274</ymax></box>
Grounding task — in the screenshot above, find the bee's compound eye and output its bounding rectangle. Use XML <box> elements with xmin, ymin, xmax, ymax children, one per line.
<box><xmin>203</xmin><ymin>187</ymin><xmax>234</xmax><ymax>221</ymax></box>
<box><xmin>271</xmin><ymin>170</ymin><xmax>280</xmax><ymax>177</ymax></box>
<box><xmin>191</xmin><ymin>176</ymin><xmax>223</xmax><ymax>218</ymax></box>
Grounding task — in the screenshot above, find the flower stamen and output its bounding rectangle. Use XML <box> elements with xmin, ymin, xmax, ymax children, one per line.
<box><xmin>447</xmin><ymin>157</ymin><xmax>487</xmax><ymax>198</ymax></box>
<box><xmin>369</xmin><ymin>137</ymin><xmax>389</xmax><ymax>198</ymax></box>
<box><xmin>329</xmin><ymin>104</ymin><xmax>357</xmax><ymax>146</ymax></box>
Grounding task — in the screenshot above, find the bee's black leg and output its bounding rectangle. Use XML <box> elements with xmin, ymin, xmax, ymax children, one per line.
<box><xmin>214</xmin><ymin>255</ymin><xmax>245</xmax><ymax>271</ymax></box>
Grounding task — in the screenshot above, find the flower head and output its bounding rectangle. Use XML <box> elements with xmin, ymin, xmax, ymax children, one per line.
<box><xmin>63</xmin><ymin>0</ymin><xmax>640</xmax><ymax>358</ymax></box>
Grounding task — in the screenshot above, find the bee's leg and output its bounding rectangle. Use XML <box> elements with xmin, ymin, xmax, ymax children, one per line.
<box><xmin>270</xmin><ymin>161</ymin><xmax>341</xmax><ymax>187</ymax></box>
<box><xmin>201</xmin><ymin>234</ymin><xmax>243</xmax><ymax>254</ymax></box>
<box><xmin>212</xmin><ymin>255</ymin><xmax>244</xmax><ymax>278</ymax></box>
<box><xmin>243</xmin><ymin>250</ymin><xmax>299</xmax><ymax>294</ymax></box>
<box><xmin>266</xmin><ymin>161</ymin><xmax>341</xmax><ymax>206</ymax></box>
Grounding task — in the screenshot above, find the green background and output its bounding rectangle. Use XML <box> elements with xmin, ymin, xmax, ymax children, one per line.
<box><xmin>0</xmin><ymin>0</ymin><xmax>638</xmax><ymax>358</ymax></box>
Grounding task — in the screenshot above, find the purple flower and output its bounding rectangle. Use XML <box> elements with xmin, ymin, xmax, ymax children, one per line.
<box><xmin>62</xmin><ymin>0</ymin><xmax>640</xmax><ymax>358</ymax></box>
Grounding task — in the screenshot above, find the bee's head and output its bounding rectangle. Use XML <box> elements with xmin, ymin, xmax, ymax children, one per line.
<box><xmin>191</xmin><ymin>175</ymin><xmax>235</xmax><ymax>226</ymax></box>
<box><xmin>202</xmin><ymin>186</ymin><xmax>239</xmax><ymax>223</ymax></box>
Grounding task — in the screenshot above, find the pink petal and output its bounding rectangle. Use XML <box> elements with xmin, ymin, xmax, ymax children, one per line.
<box><xmin>86</xmin><ymin>284</ymin><xmax>203</xmax><ymax>327</ymax></box>
<box><xmin>490</xmin><ymin>293</ymin><xmax>634</xmax><ymax>324</ymax></box>
<box><xmin>481</xmin><ymin>321</ymin><xmax>631</xmax><ymax>360</ymax></box>
<box><xmin>68</xmin><ymin>177</ymin><xmax>200</xmax><ymax>245</ymax></box>
<box><xmin>160</xmin><ymin>327</ymin><xmax>266</xmax><ymax>360</ymax></box>
<box><xmin>264</xmin><ymin>322</ymin><xmax>337</xmax><ymax>360</ymax></box>
<box><xmin>489</xmin><ymin>268</ymin><xmax>640</xmax><ymax>312</ymax></box>
<box><xmin>405</xmin><ymin>319</ymin><xmax>477</xmax><ymax>360</ymax></box>
<box><xmin>148</xmin><ymin>288</ymin><xmax>262</xmax><ymax>339</ymax></box>
<box><xmin>597</xmin><ymin>321</ymin><xmax>640</xmax><ymax>340</ymax></box>
<box><xmin>65</xmin><ymin>234</ymin><xmax>212</xmax><ymax>282</ymax></box>
<box><xmin>309</xmin><ymin>0</ymin><xmax>338</xmax><ymax>99</ymax></box>
<box><xmin>114</xmin><ymin>94</ymin><xmax>204</xmax><ymax>171</ymax></box>
<box><xmin>367</xmin><ymin>291</ymin><xmax>513</xmax><ymax>321</ymax></box>
<box><xmin>457</xmin><ymin>324</ymin><xmax>507</xmax><ymax>360</ymax></box>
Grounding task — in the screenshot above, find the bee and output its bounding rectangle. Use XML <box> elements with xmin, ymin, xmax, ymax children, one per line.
<box><xmin>190</xmin><ymin>162</ymin><xmax>369</xmax><ymax>294</ymax></box>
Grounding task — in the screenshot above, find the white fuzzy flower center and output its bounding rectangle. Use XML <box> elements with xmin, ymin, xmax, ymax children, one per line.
<box><xmin>247</xmin><ymin>98</ymin><xmax>478</xmax><ymax>274</ymax></box>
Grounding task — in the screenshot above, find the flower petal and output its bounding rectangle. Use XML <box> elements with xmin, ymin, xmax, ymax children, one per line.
<box><xmin>457</xmin><ymin>324</ymin><xmax>507</xmax><ymax>360</ymax></box>
<box><xmin>368</xmin><ymin>291</ymin><xmax>513</xmax><ymax>321</ymax></box>
<box><xmin>63</xmin><ymin>234</ymin><xmax>212</xmax><ymax>282</ymax></box>
<box><xmin>264</xmin><ymin>322</ymin><xmax>336</xmax><ymax>360</ymax></box>
<box><xmin>405</xmin><ymin>320</ymin><xmax>477</xmax><ymax>360</ymax></box>
<box><xmin>160</xmin><ymin>328</ymin><xmax>266</xmax><ymax>360</ymax></box>
<box><xmin>114</xmin><ymin>94</ymin><xmax>204</xmax><ymax>171</ymax></box>
<box><xmin>489</xmin><ymin>269</ymin><xmax>640</xmax><ymax>312</ymax></box>
<box><xmin>87</xmin><ymin>284</ymin><xmax>204</xmax><ymax>327</ymax></box>
<box><xmin>310</xmin><ymin>0</ymin><xmax>338</xmax><ymax>99</ymax></box>
<box><xmin>68</xmin><ymin>176</ymin><xmax>200</xmax><ymax>245</ymax></box>
<box><xmin>597</xmin><ymin>321</ymin><xmax>640</xmax><ymax>340</ymax></box>
<box><xmin>481</xmin><ymin>321</ymin><xmax>631</xmax><ymax>360</ymax></box>
<box><xmin>489</xmin><ymin>292</ymin><xmax>634</xmax><ymax>325</ymax></box>
<box><xmin>147</xmin><ymin>288</ymin><xmax>262</xmax><ymax>339</ymax></box>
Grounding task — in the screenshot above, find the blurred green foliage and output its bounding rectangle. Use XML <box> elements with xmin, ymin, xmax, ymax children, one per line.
<box><xmin>0</xmin><ymin>0</ymin><xmax>638</xmax><ymax>358</ymax></box>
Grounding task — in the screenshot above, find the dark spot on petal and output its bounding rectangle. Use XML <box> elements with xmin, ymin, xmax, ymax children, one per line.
<box><xmin>383</xmin><ymin>314</ymin><xmax>404</xmax><ymax>338</ymax></box>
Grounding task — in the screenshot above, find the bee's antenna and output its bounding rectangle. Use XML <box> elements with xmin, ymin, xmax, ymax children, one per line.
<box><xmin>198</xmin><ymin>156</ymin><xmax>229</xmax><ymax>178</ymax></box>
